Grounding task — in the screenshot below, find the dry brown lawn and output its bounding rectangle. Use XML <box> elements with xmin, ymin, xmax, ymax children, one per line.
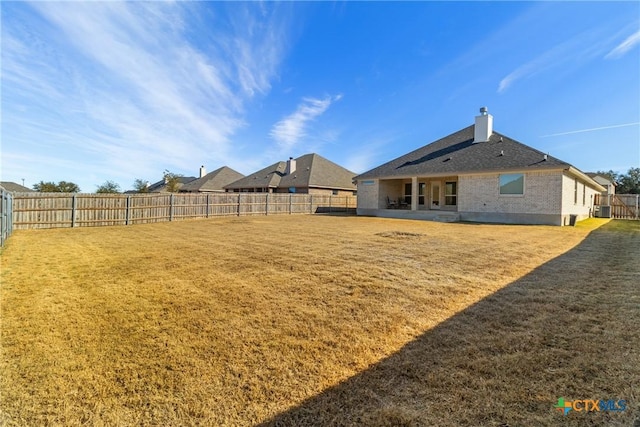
<box><xmin>0</xmin><ymin>215</ymin><xmax>638</xmax><ymax>426</ymax></box>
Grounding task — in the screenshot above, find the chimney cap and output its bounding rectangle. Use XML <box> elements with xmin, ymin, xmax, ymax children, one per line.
<box><xmin>479</xmin><ymin>106</ymin><xmax>488</xmax><ymax>115</ymax></box>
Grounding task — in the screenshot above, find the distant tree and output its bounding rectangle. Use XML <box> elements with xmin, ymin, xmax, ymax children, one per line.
<box><xmin>32</xmin><ymin>181</ymin><xmax>59</xmax><ymax>192</ymax></box>
<box><xmin>163</xmin><ymin>170</ymin><xmax>182</xmax><ymax>193</ymax></box>
<box><xmin>57</xmin><ymin>181</ymin><xmax>81</xmax><ymax>193</ymax></box>
<box><xmin>33</xmin><ymin>180</ymin><xmax>80</xmax><ymax>193</ymax></box>
<box><xmin>96</xmin><ymin>180</ymin><xmax>121</xmax><ymax>194</ymax></box>
<box><xmin>133</xmin><ymin>179</ymin><xmax>150</xmax><ymax>193</ymax></box>
<box><xmin>617</xmin><ymin>167</ymin><xmax>640</xmax><ymax>194</ymax></box>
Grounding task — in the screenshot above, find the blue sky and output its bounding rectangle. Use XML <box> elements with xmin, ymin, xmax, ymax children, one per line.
<box><xmin>2</xmin><ymin>1</ymin><xmax>639</xmax><ymax>192</ymax></box>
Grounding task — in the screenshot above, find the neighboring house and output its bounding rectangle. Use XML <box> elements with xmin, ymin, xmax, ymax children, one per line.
<box><xmin>0</xmin><ymin>182</ymin><xmax>34</xmax><ymax>192</ymax></box>
<box><xmin>224</xmin><ymin>153</ymin><xmax>357</xmax><ymax>195</ymax></box>
<box><xmin>180</xmin><ymin>166</ymin><xmax>244</xmax><ymax>193</ymax></box>
<box><xmin>586</xmin><ymin>173</ymin><xmax>616</xmax><ymax>196</ymax></box>
<box><xmin>354</xmin><ymin>108</ymin><xmax>605</xmax><ymax>226</ymax></box>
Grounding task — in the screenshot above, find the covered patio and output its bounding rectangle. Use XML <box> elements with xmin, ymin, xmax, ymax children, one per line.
<box><xmin>379</xmin><ymin>176</ymin><xmax>459</xmax><ymax>212</ymax></box>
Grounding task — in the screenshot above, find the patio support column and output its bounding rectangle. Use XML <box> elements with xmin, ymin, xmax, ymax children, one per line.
<box><xmin>411</xmin><ymin>176</ymin><xmax>418</xmax><ymax>211</ymax></box>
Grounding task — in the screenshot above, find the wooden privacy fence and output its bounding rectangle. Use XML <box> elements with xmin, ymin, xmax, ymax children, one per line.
<box><xmin>1</xmin><ymin>189</ymin><xmax>13</xmax><ymax>246</ymax></box>
<box><xmin>10</xmin><ymin>193</ymin><xmax>358</xmax><ymax>230</ymax></box>
<box><xmin>594</xmin><ymin>194</ymin><xmax>639</xmax><ymax>220</ymax></box>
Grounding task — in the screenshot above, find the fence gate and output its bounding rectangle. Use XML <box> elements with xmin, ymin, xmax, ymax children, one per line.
<box><xmin>594</xmin><ymin>194</ymin><xmax>639</xmax><ymax>220</ymax></box>
<box><xmin>1</xmin><ymin>189</ymin><xmax>13</xmax><ymax>247</ymax></box>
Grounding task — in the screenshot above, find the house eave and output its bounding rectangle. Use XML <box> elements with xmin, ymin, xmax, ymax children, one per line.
<box><xmin>355</xmin><ymin>166</ymin><xmax>571</xmax><ymax>182</ymax></box>
<box><xmin>565</xmin><ymin>167</ymin><xmax>606</xmax><ymax>192</ymax></box>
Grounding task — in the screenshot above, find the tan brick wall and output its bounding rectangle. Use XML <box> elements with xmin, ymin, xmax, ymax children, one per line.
<box><xmin>458</xmin><ymin>171</ymin><xmax>563</xmax><ymax>215</ymax></box>
<box><xmin>273</xmin><ymin>187</ymin><xmax>356</xmax><ymax>196</ymax></box>
<box><xmin>560</xmin><ymin>174</ymin><xmax>599</xmax><ymax>223</ymax></box>
<box><xmin>307</xmin><ymin>188</ymin><xmax>356</xmax><ymax>196</ymax></box>
<box><xmin>356</xmin><ymin>180</ymin><xmax>379</xmax><ymax>209</ymax></box>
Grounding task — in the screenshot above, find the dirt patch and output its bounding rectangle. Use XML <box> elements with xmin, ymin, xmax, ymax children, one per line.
<box><xmin>375</xmin><ymin>230</ymin><xmax>424</xmax><ymax>238</ymax></box>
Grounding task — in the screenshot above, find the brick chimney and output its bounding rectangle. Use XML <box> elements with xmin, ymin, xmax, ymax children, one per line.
<box><xmin>474</xmin><ymin>107</ymin><xmax>493</xmax><ymax>143</ymax></box>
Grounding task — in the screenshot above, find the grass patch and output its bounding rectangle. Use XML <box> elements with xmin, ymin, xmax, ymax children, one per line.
<box><xmin>1</xmin><ymin>216</ymin><xmax>637</xmax><ymax>426</ymax></box>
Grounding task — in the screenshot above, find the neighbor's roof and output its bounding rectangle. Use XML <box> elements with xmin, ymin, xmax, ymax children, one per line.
<box><xmin>0</xmin><ymin>181</ymin><xmax>34</xmax><ymax>192</ymax></box>
<box><xmin>225</xmin><ymin>153</ymin><xmax>356</xmax><ymax>191</ymax></box>
<box><xmin>180</xmin><ymin>167</ymin><xmax>245</xmax><ymax>192</ymax></box>
<box><xmin>585</xmin><ymin>173</ymin><xmax>616</xmax><ymax>187</ymax></box>
<box><xmin>280</xmin><ymin>153</ymin><xmax>356</xmax><ymax>190</ymax></box>
<box><xmin>224</xmin><ymin>161</ymin><xmax>287</xmax><ymax>190</ymax></box>
<box><xmin>356</xmin><ymin>125</ymin><xmax>573</xmax><ymax>180</ymax></box>
<box><xmin>147</xmin><ymin>176</ymin><xmax>197</xmax><ymax>193</ymax></box>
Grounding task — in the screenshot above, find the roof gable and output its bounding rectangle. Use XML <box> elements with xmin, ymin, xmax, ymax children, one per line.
<box><xmin>224</xmin><ymin>161</ymin><xmax>287</xmax><ymax>189</ymax></box>
<box><xmin>0</xmin><ymin>182</ymin><xmax>34</xmax><ymax>192</ymax></box>
<box><xmin>225</xmin><ymin>153</ymin><xmax>356</xmax><ymax>191</ymax></box>
<box><xmin>180</xmin><ymin>167</ymin><xmax>244</xmax><ymax>192</ymax></box>
<box><xmin>279</xmin><ymin>153</ymin><xmax>357</xmax><ymax>190</ymax></box>
<box><xmin>356</xmin><ymin>125</ymin><xmax>571</xmax><ymax>180</ymax></box>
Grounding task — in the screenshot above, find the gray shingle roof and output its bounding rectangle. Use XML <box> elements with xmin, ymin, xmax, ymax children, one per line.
<box><xmin>224</xmin><ymin>161</ymin><xmax>287</xmax><ymax>190</ymax></box>
<box><xmin>355</xmin><ymin>125</ymin><xmax>572</xmax><ymax>180</ymax></box>
<box><xmin>179</xmin><ymin>167</ymin><xmax>244</xmax><ymax>192</ymax></box>
<box><xmin>147</xmin><ymin>176</ymin><xmax>197</xmax><ymax>193</ymax></box>
<box><xmin>0</xmin><ymin>182</ymin><xmax>34</xmax><ymax>192</ymax></box>
<box><xmin>279</xmin><ymin>153</ymin><xmax>357</xmax><ymax>190</ymax></box>
<box><xmin>585</xmin><ymin>173</ymin><xmax>616</xmax><ymax>187</ymax></box>
<box><xmin>224</xmin><ymin>153</ymin><xmax>356</xmax><ymax>191</ymax></box>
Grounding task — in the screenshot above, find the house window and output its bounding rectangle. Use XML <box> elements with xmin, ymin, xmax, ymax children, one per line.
<box><xmin>582</xmin><ymin>184</ymin><xmax>586</xmax><ymax>206</ymax></box>
<box><xmin>499</xmin><ymin>173</ymin><xmax>524</xmax><ymax>195</ymax></box>
<box><xmin>332</xmin><ymin>189</ymin><xmax>339</xmax><ymax>195</ymax></box>
<box><xmin>574</xmin><ymin>179</ymin><xmax>578</xmax><ymax>204</ymax></box>
<box><xmin>418</xmin><ymin>183</ymin><xmax>425</xmax><ymax>205</ymax></box>
<box><xmin>404</xmin><ymin>183</ymin><xmax>412</xmax><ymax>204</ymax></box>
<box><xmin>289</xmin><ymin>187</ymin><xmax>296</xmax><ymax>193</ymax></box>
<box><xmin>445</xmin><ymin>182</ymin><xmax>457</xmax><ymax>206</ymax></box>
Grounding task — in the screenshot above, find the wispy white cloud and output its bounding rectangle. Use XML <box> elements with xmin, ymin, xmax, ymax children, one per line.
<box><xmin>493</xmin><ymin>5</ymin><xmax>636</xmax><ymax>94</ymax></box>
<box><xmin>605</xmin><ymin>30</ymin><xmax>640</xmax><ymax>59</ymax></box>
<box><xmin>540</xmin><ymin>122</ymin><xmax>640</xmax><ymax>138</ymax></box>
<box><xmin>1</xmin><ymin>2</ymin><xmax>292</xmax><ymax>190</ymax></box>
<box><xmin>497</xmin><ymin>27</ymin><xmax>612</xmax><ymax>93</ymax></box>
<box><xmin>270</xmin><ymin>94</ymin><xmax>343</xmax><ymax>150</ymax></box>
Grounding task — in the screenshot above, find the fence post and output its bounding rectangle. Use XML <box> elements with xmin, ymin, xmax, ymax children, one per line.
<box><xmin>169</xmin><ymin>194</ymin><xmax>174</xmax><ymax>221</ymax></box>
<box><xmin>310</xmin><ymin>194</ymin><xmax>313</xmax><ymax>214</ymax></box>
<box><xmin>329</xmin><ymin>195</ymin><xmax>332</xmax><ymax>213</ymax></box>
<box><xmin>265</xmin><ymin>193</ymin><xmax>269</xmax><ymax>216</ymax></box>
<box><xmin>1</xmin><ymin>190</ymin><xmax>6</xmax><ymax>246</ymax></box>
<box><xmin>237</xmin><ymin>194</ymin><xmax>241</xmax><ymax>216</ymax></box>
<box><xmin>126</xmin><ymin>195</ymin><xmax>131</xmax><ymax>225</ymax></box>
<box><xmin>289</xmin><ymin>194</ymin><xmax>292</xmax><ymax>214</ymax></box>
<box><xmin>206</xmin><ymin>194</ymin><xmax>210</xmax><ymax>218</ymax></box>
<box><xmin>71</xmin><ymin>194</ymin><xmax>77</xmax><ymax>227</ymax></box>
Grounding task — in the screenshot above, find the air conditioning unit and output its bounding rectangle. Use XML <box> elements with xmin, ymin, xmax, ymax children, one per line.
<box><xmin>600</xmin><ymin>205</ymin><xmax>611</xmax><ymax>218</ymax></box>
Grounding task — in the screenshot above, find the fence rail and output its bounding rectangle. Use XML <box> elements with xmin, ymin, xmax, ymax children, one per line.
<box><xmin>594</xmin><ymin>194</ymin><xmax>639</xmax><ymax>220</ymax></box>
<box><xmin>10</xmin><ymin>193</ymin><xmax>357</xmax><ymax>230</ymax></box>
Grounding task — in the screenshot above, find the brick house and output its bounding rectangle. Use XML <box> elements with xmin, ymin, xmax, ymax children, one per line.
<box><xmin>224</xmin><ymin>153</ymin><xmax>357</xmax><ymax>195</ymax></box>
<box><xmin>354</xmin><ymin>108</ymin><xmax>605</xmax><ymax>226</ymax></box>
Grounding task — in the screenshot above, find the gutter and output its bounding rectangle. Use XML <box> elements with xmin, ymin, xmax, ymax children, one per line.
<box><xmin>565</xmin><ymin>167</ymin><xmax>606</xmax><ymax>192</ymax></box>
